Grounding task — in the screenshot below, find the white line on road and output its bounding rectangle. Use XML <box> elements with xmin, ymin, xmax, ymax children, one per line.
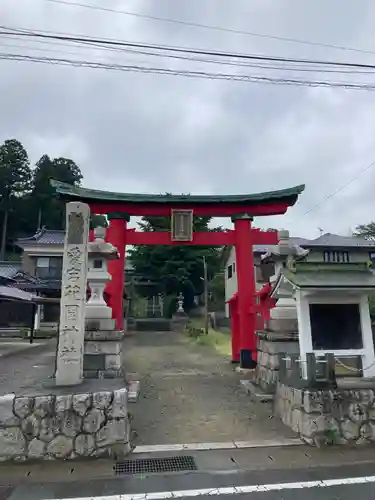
<box><xmin>49</xmin><ymin>474</ymin><xmax>375</xmax><ymax>500</ymax></box>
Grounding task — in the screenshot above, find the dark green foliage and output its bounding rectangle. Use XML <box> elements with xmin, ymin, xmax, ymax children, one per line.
<box><xmin>0</xmin><ymin>139</ymin><xmax>84</xmax><ymax>257</ymax></box>
<box><xmin>128</xmin><ymin>214</ymin><xmax>222</xmax><ymax>309</ymax></box>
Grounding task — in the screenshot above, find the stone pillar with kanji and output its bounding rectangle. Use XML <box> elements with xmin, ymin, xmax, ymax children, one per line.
<box><xmin>55</xmin><ymin>202</ymin><xmax>90</xmax><ymax>386</ymax></box>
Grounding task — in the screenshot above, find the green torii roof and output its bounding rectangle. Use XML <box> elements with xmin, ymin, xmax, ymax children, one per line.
<box><xmin>50</xmin><ymin>180</ymin><xmax>305</xmax><ymax>206</ymax></box>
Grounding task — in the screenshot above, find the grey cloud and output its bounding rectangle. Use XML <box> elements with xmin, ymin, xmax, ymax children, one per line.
<box><xmin>1</xmin><ymin>0</ymin><xmax>375</xmax><ymax>237</ymax></box>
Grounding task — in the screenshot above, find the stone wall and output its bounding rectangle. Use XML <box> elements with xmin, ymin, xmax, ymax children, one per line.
<box><xmin>254</xmin><ymin>335</ymin><xmax>299</xmax><ymax>393</ymax></box>
<box><xmin>275</xmin><ymin>382</ymin><xmax>375</xmax><ymax>446</ymax></box>
<box><xmin>0</xmin><ymin>388</ymin><xmax>131</xmax><ymax>462</ymax></box>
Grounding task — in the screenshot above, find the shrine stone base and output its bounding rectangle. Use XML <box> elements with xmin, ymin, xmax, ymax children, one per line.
<box><xmin>254</xmin><ymin>331</ymin><xmax>299</xmax><ymax>394</ymax></box>
<box><xmin>84</xmin><ymin>318</ymin><xmax>125</xmax><ymax>379</ymax></box>
<box><xmin>0</xmin><ymin>386</ymin><xmax>131</xmax><ymax>462</ymax></box>
<box><xmin>275</xmin><ymin>382</ymin><xmax>375</xmax><ymax>446</ymax></box>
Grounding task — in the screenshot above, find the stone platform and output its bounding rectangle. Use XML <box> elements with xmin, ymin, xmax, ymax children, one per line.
<box><xmin>0</xmin><ymin>381</ymin><xmax>131</xmax><ymax>462</ymax></box>
<box><xmin>0</xmin><ymin>342</ymin><xmax>132</xmax><ymax>462</ymax></box>
<box><xmin>275</xmin><ymin>381</ymin><xmax>375</xmax><ymax>446</ymax></box>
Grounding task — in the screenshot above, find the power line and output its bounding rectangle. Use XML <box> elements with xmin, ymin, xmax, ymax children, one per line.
<box><xmin>2</xmin><ymin>36</ymin><xmax>375</xmax><ymax>75</ymax></box>
<box><xmin>2</xmin><ymin>52</ymin><xmax>375</xmax><ymax>91</ymax></box>
<box><xmin>45</xmin><ymin>0</ymin><xmax>375</xmax><ymax>57</ymax></box>
<box><xmin>3</xmin><ymin>25</ymin><xmax>375</xmax><ymax>71</ymax></box>
<box><xmin>303</xmin><ymin>160</ymin><xmax>375</xmax><ymax>215</ymax></box>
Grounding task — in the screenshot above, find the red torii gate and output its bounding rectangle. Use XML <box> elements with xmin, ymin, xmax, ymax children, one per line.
<box><xmin>52</xmin><ymin>180</ymin><xmax>304</xmax><ymax>368</ymax></box>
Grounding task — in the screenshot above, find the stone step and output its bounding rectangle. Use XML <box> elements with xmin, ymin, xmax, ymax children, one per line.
<box><xmin>240</xmin><ymin>379</ymin><xmax>274</xmax><ymax>403</ymax></box>
<box><xmin>133</xmin><ymin>319</ymin><xmax>171</xmax><ymax>331</ymax></box>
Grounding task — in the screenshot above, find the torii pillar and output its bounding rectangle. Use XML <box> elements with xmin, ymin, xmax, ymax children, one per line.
<box><xmin>231</xmin><ymin>216</ymin><xmax>279</xmax><ymax>368</ymax></box>
<box><xmin>232</xmin><ymin>214</ymin><xmax>257</xmax><ymax>368</ymax></box>
<box><xmin>105</xmin><ymin>213</ymin><xmax>129</xmax><ymax>331</ymax></box>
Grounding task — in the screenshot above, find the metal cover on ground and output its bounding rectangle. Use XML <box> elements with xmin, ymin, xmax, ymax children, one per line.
<box><xmin>114</xmin><ymin>456</ymin><xmax>198</xmax><ymax>475</ymax></box>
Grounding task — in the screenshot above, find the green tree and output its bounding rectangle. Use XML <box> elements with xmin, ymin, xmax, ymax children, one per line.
<box><xmin>0</xmin><ymin>139</ymin><xmax>32</xmax><ymax>259</ymax></box>
<box><xmin>128</xmin><ymin>214</ymin><xmax>222</xmax><ymax>314</ymax></box>
<box><xmin>353</xmin><ymin>222</ymin><xmax>375</xmax><ymax>238</ymax></box>
<box><xmin>30</xmin><ymin>154</ymin><xmax>83</xmax><ymax>229</ymax></box>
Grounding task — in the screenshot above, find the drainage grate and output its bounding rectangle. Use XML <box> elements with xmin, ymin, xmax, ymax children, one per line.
<box><xmin>114</xmin><ymin>456</ymin><xmax>198</xmax><ymax>475</ymax></box>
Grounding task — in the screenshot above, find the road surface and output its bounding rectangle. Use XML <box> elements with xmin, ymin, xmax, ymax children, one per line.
<box><xmin>2</xmin><ymin>444</ymin><xmax>375</xmax><ymax>499</ymax></box>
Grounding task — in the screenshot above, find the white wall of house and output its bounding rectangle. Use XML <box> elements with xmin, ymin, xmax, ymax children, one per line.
<box><xmin>225</xmin><ymin>247</ymin><xmax>237</xmax><ymax>317</ymax></box>
<box><xmin>224</xmin><ymin>247</ymin><xmax>265</xmax><ymax>318</ymax></box>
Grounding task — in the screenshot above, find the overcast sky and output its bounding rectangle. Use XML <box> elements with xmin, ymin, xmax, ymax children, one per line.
<box><xmin>1</xmin><ymin>0</ymin><xmax>375</xmax><ymax>238</ymax></box>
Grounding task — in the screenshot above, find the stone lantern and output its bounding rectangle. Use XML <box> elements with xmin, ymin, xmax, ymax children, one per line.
<box><xmin>84</xmin><ymin>226</ymin><xmax>124</xmax><ymax>379</ymax></box>
<box><xmin>86</xmin><ymin>226</ymin><xmax>119</xmax><ymax>321</ymax></box>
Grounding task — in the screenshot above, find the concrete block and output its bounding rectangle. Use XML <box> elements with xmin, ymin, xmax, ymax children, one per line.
<box><xmin>83</xmin><ymin>354</ymin><xmax>106</xmax><ymax>371</ymax></box>
<box><xmin>105</xmin><ymin>354</ymin><xmax>122</xmax><ymax>370</ymax></box>
<box><xmin>84</xmin><ymin>330</ymin><xmax>124</xmax><ymax>341</ymax></box>
<box><xmin>85</xmin><ymin>318</ymin><xmax>116</xmax><ymax>331</ymax></box>
<box><xmin>262</xmin><ymin>340</ymin><xmax>299</xmax><ymax>355</ymax></box>
<box><xmin>84</xmin><ymin>341</ymin><xmax>121</xmax><ymax>355</ymax></box>
<box><xmin>265</xmin><ymin>318</ymin><xmax>298</xmax><ymax>332</ymax></box>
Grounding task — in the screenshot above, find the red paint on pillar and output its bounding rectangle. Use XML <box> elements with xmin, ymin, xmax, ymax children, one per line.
<box><xmin>105</xmin><ymin>218</ymin><xmax>127</xmax><ymax>331</ymax></box>
<box><xmin>89</xmin><ymin>229</ymin><xmax>94</xmax><ymax>242</ymax></box>
<box><xmin>234</xmin><ymin>217</ymin><xmax>257</xmax><ymax>365</ymax></box>
<box><xmin>226</xmin><ymin>293</ymin><xmax>240</xmax><ymax>362</ymax></box>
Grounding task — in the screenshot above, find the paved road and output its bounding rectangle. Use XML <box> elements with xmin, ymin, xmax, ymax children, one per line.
<box><xmin>2</xmin><ymin>445</ymin><xmax>375</xmax><ymax>499</ymax></box>
<box><xmin>0</xmin><ymin>339</ymin><xmax>56</xmax><ymax>396</ymax></box>
<box><xmin>124</xmin><ymin>329</ymin><xmax>294</xmax><ymax>445</ymax></box>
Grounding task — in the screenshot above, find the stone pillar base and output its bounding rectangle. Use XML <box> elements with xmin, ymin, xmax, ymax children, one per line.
<box><xmin>254</xmin><ymin>331</ymin><xmax>299</xmax><ymax>394</ymax></box>
<box><xmin>84</xmin><ymin>319</ymin><xmax>125</xmax><ymax>379</ymax></box>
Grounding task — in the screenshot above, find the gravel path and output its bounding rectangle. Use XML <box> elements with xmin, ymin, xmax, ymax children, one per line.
<box><xmin>124</xmin><ymin>329</ymin><xmax>295</xmax><ymax>445</ymax></box>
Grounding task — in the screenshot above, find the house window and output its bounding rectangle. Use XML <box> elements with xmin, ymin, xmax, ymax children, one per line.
<box><xmin>323</xmin><ymin>251</ymin><xmax>349</xmax><ymax>263</ymax></box>
<box><xmin>227</xmin><ymin>264</ymin><xmax>233</xmax><ymax>279</ymax></box>
<box><xmin>232</xmin><ymin>262</ymin><xmax>235</xmax><ymax>273</ymax></box>
<box><xmin>36</xmin><ymin>257</ymin><xmax>62</xmax><ymax>279</ymax></box>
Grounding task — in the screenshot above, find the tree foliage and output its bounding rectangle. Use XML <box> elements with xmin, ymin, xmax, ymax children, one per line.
<box><xmin>128</xmin><ymin>214</ymin><xmax>222</xmax><ymax>310</ymax></box>
<box><xmin>353</xmin><ymin>222</ymin><xmax>375</xmax><ymax>238</ymax></box>
<box><xmin>0</xmin><ymin>139</ymin><xmax>32</xmax><ymax>259</ymax></box>
<box><xmin>0</xmin><ymin>138</ymin><xmax>84</xmax><ymax>258</ymax></box>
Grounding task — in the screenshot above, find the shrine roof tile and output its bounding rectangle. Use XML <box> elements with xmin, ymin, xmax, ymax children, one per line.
<box><xmin>17</xmin><ymin>228</ymin><xmax>65</xmax><ymax>247</ymax></box>
<box><xmin>305</xmin><ymin>233</ymin><xmax>375</xmax><ymax>248</ymax></box>
<box><xmin>0</xmin><ymin>261</ymin><xmax>22</xmax><ymax>279</ymax></box>
<box><xmin>50</xmin><ymin>180</ymin><xmax>305</xmax><ymax>206</ymax></box>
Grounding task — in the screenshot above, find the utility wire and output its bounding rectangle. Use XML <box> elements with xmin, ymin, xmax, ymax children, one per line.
<box><xmin>302</xmin><ymin>160</ymin><xmax>375</xmax><ymax>215</ymax></box>
<box><xmin>45</xmin><ymin>0</ymin><xmax>375</xmax><ymax>57</ymax></box>
<box><xmin>2</xmin><ymin>52</ymin><xmax>375</xmax><ymax>91</ymax></box>
<box><xmin>2</xmin><ymin>36</ymin><xmax>375</xmax><ymax>75</ymax></box>
<box><xmin>3</xmin><ymin>25</ymin><xmax>375</xmax><ymax>71</ymax></box>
